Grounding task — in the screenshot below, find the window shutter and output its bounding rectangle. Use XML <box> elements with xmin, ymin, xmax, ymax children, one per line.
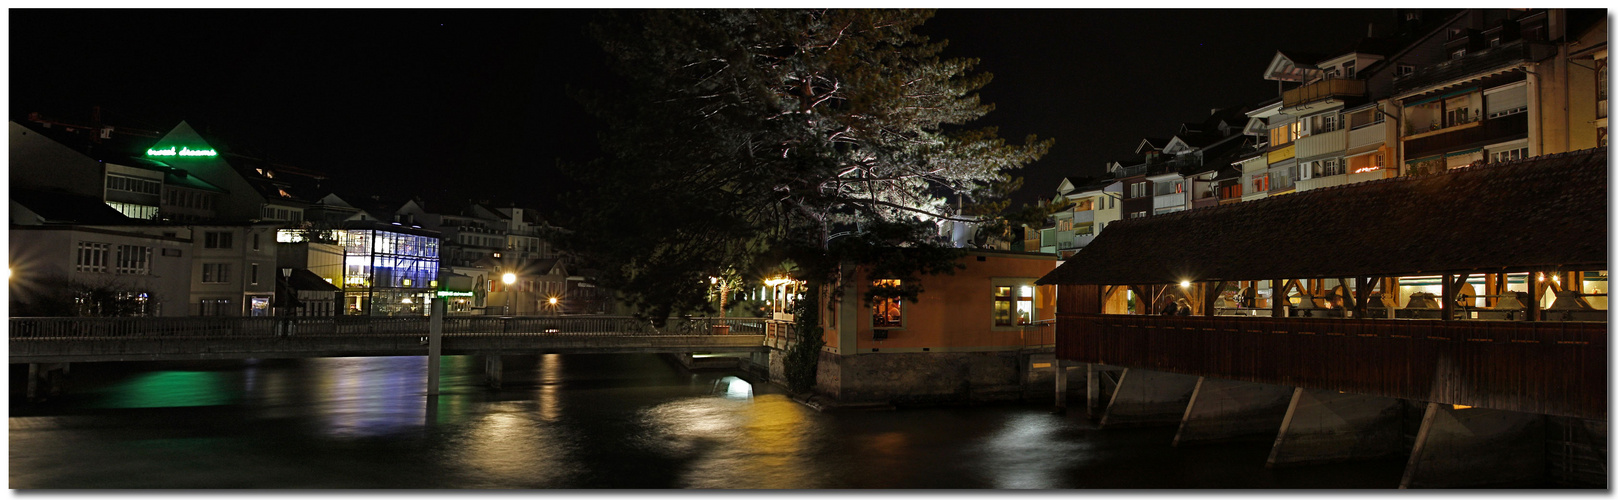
<box><xmin>1485</xmin><ymin>83</ymin><xmax>1527</xmax><ymax>116</ymax></box>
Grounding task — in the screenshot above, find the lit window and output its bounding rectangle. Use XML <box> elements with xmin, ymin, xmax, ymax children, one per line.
<box><xmin>994</xmin><ymin>284</ymin><xmax>1036</xmax><ymax>326</ymax></box>
<box><xmin>872</xmin><ymin>279</ymin><xmax>902</xmax><ymax>328</ymax></box>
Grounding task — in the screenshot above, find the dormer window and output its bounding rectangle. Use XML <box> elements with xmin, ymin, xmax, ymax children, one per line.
<box><xmin>1343</xmin><ymin>61</ymin><xmax>1356</xmax><ymax>78</ymax></box>
<box><xmin>1397</xmin><ymin>64</ymin><xmax>1415</xmax><ymax>76</ymax></box>
<box><xmin>1451</xmin><ymin>49</ymin><xmax>1467</xmax><ymax>60</ymax></box>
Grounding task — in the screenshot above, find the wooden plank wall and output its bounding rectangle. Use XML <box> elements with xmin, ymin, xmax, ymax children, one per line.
<box><xmin>1051</xmin><ymin>313</ymin><xmax>1606</xmax><ymax>420</ymax></box>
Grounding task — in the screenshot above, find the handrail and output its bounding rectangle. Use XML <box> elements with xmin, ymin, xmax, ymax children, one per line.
<box><xmin>8</xmin><ymin>316</ymin><xmax>775</xmax><ymax>340</ymax></box>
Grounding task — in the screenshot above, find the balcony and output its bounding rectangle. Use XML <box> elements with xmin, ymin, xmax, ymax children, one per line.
<box><xmin>1295</xmin><ymin>128</ymin><xmax>1346</xmax><ymax>160</ymax></box>
<box><xmin>1347</xmin><ymin>121</ymin><xmax>1387</xmax><ymax>151</ymax></box>
<box><xmin>1267</xmin><ymin>144</ymin><xmax>1296</xmax><ymax>165</ymax></box>
<box><xmin>1282</xmin><ymin>78</ymin><xmax>1366</xmax><ymax>109</ymax></box>
<box><xmin>1152</xmin><ymin>193</ymin><xmax>1184</xmax><ymax>210</ymax></box>
<box><xmin>1403</xmin><ymin>113</ymin><xmax>1529</xmax><ymax>160</ymax></box>
<box><xmin>1393</xmin><ymin>40</ymin><xmax>1545</xmax><ymax>94</ymax></box>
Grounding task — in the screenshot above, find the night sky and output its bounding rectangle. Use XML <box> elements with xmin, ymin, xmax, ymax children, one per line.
<box><xmin>11</xmin><ymin>9</ymin><xmax>1391</xmax><ymax>213</ymax></box>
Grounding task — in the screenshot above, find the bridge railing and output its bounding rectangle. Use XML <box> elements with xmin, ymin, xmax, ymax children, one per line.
<box><xmin>8</xmin><ymin>315</ymin><xmax>774</xmax><ymax>340</ymax></box>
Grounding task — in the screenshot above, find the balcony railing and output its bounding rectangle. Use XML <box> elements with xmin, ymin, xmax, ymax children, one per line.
<box><xmin>1282</xmin><ymin>78</ymin><xmax>1366</xmax><ymax>109</ymax></box>
<box><xmin>1394</xmin><ymin>40</ymin><xmax>1543</xmax><ymax>94</ymax></box>
<box><xmin>1403</xmin><ymin>113</ymin><xmax>1529</xmax><ymax>160</ymax></box>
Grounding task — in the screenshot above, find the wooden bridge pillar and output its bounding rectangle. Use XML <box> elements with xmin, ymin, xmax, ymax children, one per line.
<box><xmin>1400</xmin><ymin>403</ymin><xmax>1547</xmax><ymax>488</ymax></box>
<box><xmin>1266</xmin><ymin>388</ymin><xmax>1405</xmax><ymax>467</ymax></box>
<box><xmin>1173</xmin><ymin>377</ymin><xmax>1294</xmax><ymax>447</ymax></box>
<box><xmin>1099</xmin><ymin>368</ymin><xmax>1199</xmax><ymax>428</ymax></box>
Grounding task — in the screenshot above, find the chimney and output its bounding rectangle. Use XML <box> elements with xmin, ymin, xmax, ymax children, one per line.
<box><xmin>1368</xmin><ymin>22</ymin><xmax>1375</xmax><ymax>38</ymax></box>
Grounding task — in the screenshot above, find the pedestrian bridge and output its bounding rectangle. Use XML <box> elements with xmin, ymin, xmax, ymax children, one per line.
<box><xmin>8</xmin><ymin>316</ymin><xmax>773</xmax><ymax>364</ymax></box>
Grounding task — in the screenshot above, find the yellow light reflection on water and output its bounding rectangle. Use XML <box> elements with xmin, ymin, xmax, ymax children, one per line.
<box><xmin>643</xmin><ymin>385</ymin><xmax>826</xmax><ymax>489</ymax></box>
<box><xmin>451</xmin><ymin>401</ymin><xmax>574</xmax><ymax>487</ymax></box>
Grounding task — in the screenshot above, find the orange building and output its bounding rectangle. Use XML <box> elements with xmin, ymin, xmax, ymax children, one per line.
<box><xmin>804</xmin><ymin>249</ymin><xmax>1061</xmax><ymax>404</ymax></box>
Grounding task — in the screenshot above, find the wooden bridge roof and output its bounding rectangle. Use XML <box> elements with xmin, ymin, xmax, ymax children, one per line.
<box><xmin>1038</xmin><ymin>148</ymin><xmax>1608</xmax><ymax>286</ymax></box>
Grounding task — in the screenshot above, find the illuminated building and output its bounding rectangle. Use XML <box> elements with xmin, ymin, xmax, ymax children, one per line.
<box><xmin>334</xmin><ymin>223</ymin><xmax>440</xmax><ymax>316</ymax></box>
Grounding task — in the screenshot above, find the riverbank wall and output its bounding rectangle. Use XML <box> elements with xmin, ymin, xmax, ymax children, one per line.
<box><xmin>757</xmin><ymin>346</ymin><xmax>1059</xmax><ymax>407</ymax></box>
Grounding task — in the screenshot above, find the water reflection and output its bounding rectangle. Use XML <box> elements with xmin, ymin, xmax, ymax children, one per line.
<box><xmin>641</xmin><ymin>390</ymin><xmax>825</xmax><ymax>489</ymax></box>
<box><xmin>11</xmin><ymin>354</ymin><xmax>1407</xmax><ymax>489</ymax></box>
<box><xmin>448</xmin><ymin>401</ymin><xmax>576</xmax><ymax>487</ymax></box>
<box><xmin>93</xmin><ymin>371</ymin><xmax>234</xmax><ymax>409</ymax></box>
<box><xmin>536</xmin><ymin>354</ymin><xmax>562</xmax><ymax>422</ymax></box>
<box><xmin>311</xmin><ymin>357</ymin><xmax>426</xmax><ymax>438</ymax></box>
<box><xmin>977</xmin><ymin>413</ymin><xmax>1090</xmax><ymax>489</ymax></box>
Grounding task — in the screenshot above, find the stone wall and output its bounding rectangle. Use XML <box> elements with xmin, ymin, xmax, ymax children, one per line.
<box><xmin>812</xmin><ymin>350</ymin><xmax>1053</xmax><ymax>405</ymax></box>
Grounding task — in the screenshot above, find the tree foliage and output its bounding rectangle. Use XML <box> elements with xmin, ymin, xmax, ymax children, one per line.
<box><xmin>558</xmin><ymin>9</ymin><xmax>1052</xmax><ymax>321</ymax></box>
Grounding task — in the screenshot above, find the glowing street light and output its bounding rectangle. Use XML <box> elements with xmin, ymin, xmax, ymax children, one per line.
<box><xmin>1180</xmin><ymin>280</ymin><xmax>1191</xmax><ymax>288</ymax></box>
<box><xmin>547</xmin><ymin>297</ymin><xmax>558</xmax><ymax>305</ymax></box>
<box><xmin>502</xmin><ymin>272</ymin><xmax>517</xmax><ymax>315</ymax></box>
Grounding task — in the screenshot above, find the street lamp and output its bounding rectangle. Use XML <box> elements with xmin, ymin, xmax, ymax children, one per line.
<box><xmin>503</xmin><ymin>272</ymin><xmax>517</xmax><ymax>315</ymax></box>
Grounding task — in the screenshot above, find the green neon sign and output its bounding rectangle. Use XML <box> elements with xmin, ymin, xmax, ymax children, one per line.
<box><xmin>436</xmin><ymin>290</ymin><xmax>474</xmax><ymax>297</ymax></box>
<box><xmin>146</xmin><ymin>146</ymin><xmax>217</xmax><ymax>157</ymax></box>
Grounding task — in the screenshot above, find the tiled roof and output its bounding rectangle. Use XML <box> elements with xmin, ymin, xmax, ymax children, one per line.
<box><xmin>1038</xmin><ymin>149</ymin><xmax>1607</xmax><ymax>285</ymax></box>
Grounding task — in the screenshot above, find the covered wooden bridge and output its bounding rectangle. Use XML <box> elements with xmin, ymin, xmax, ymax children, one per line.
<box><xmin>1037</xmin><ymin>149</ymin><xmax>1607</xmax><ymax>487</ymax></box>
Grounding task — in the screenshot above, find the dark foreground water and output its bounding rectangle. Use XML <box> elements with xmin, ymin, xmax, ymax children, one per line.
<box><xmin>10</xmin><ymin>354</ymin><xmax>1409</xmax><ymax>489</ymax></box>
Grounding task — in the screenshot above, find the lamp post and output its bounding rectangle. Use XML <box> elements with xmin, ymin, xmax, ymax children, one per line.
<box><xmin>502</xmin><ymin>272</ymin><xmax>517</xmax><ymax>315</ymax></box>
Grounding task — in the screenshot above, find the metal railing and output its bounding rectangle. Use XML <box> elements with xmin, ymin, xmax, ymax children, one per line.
<box><xmin>8</xmin><ymin>315</ymin><xmax>772</xmax><ymax>340</ymax></box>
<box><xmin>1393</xmin><ymin>40</ymin><xmax>1540</xmax><ymax>94</ymax></box>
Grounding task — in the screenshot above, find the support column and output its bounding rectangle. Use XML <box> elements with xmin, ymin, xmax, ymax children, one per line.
<box><xmin>1400</xmin><ymin>403</ymin><xmax>1546</xmax><ymax>488</ymax></box>
<box><xmin>428</xmin><ymin>298</ymin><xmax>443</xmax><ymax>396</ymax></box>
<box><xmin>26</xmin><ymin>363</ymin><xmax>39</xmax><ymax>401</ymax></box>
<box><xmin>1054</xmin><ymin>361</ymin><xmax>1069</xmax><ymax>409</ymax></box>
<box><xmin>484</xmin><ymin>355</ymin><xmax>503</xmax><ymax>390</ymax></box>
<box><xmin>1086</xmin><ymin>363</ymin><xmax>1101</xmax><ymax>417</ymax></box>
<box><xmin>1267</xmin><ymin>388</ymin><xmax>1404</xmax><ymax>467</ymax></box>
<box><xmin>1173</xmin><ymin>377</ymin><xmax>1294</xmax><ymax>447</ymax></box>
<box><xmin>1100</xmin><ymin>368</ymin><xmax>1199</xmax><ymax>428</ymax></box>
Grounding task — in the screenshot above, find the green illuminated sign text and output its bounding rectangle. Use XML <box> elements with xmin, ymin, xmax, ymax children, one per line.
<box><xmin>436</xmin><ymin>290</ymin><xmax>474</xmax><ymax>297</ymax></box>
<box><xmin>147</xmin><ymin>146</ymin><xmax>217</xmax><ymax>157</ymax></box>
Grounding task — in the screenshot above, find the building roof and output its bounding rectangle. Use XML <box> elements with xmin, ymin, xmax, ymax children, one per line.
<box><xmin>10</xmin><ymin>188</ymin><xmax>138</xmax><ymax>225</ymax></box>
<box><xmin>1038</xmin><ymin>149</ymin><xmax>1606</xmax><ymax>286</ymax></box>
<box><xmin>283</xmin><ymin>268</ymin><xmax>342</xmax><ymax>292</ymax></box>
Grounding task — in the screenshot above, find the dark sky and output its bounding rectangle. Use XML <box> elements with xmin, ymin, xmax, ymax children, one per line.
<box><xmin>11</xmin><ymin>9</ymin><xmax>1392</xmax><ymax>212</ymax></box>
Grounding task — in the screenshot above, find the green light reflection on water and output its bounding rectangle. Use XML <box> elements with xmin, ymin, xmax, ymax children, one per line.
<box><xmin>96</xmin><ymin>371</ymin><xmax>236</xmax><ymax>409</ymax></box>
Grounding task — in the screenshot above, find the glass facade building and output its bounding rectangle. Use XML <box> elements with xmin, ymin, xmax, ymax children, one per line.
<box><xmin>337</xmin><ymin>227</ymin><xmax>440</xmax><ymax>316</ymax></box>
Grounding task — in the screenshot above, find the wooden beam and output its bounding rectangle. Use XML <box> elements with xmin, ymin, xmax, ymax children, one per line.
<box><xmin>1484</xmin><ymin>273</ymin><xmax>1498</xmax><ymax>308</ymax></box>
<box><xmin>1203</xmin><ymin>281</ymin><xmax>1224</xmax><ymax>317</ymax></box>
<box><xmin>1271</xmin><ymin>279</ymin><xmax>1287</xmax><ymax>317</ymax></box>
<box><xmin>1441</xmin><ymin>273</ymin><xmax>1455</xmax><ymax>322</ymax></box>
<box><xmin>1528</xmin><ymin>271</ymin><xmax>1544</xmax><ymax>321</ymax></box>
<box><xmin>1353</xmin><ymin>276</ymin><xmax>1374</xmax><ymax>318</ymax></box>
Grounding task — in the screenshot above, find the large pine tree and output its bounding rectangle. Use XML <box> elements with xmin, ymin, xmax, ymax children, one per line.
<box><xmin>560</xmin><ymin>9</ymin><xmax>1051</xmax><ymax>321</ymax></box>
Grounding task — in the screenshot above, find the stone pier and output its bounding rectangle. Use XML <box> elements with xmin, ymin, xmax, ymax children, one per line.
<box><xmin>1173</xmin><ymin>377</ymin><xmax>1293</xmax><ymax>446</ymax></box>
<box><xmin>1099</xmin><ymin>368</ymin><xmax>1199</xmax><ymax>428</ymax></box>
<box><xmin>1267</xmin><ymin>388</ymin><xmax>1404</xmax><ymax>467</ymax></box>
<box><xmin>1400</xmin><ymin>404</ymin><xmax>1546</xmax><ymax>488</ymax></box>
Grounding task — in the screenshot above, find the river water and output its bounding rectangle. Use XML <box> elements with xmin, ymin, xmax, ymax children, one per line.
<box><xmin>9</xmin><ymin>354</ymin><xmax>1408</xmax><ymax>489</ymax></box>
